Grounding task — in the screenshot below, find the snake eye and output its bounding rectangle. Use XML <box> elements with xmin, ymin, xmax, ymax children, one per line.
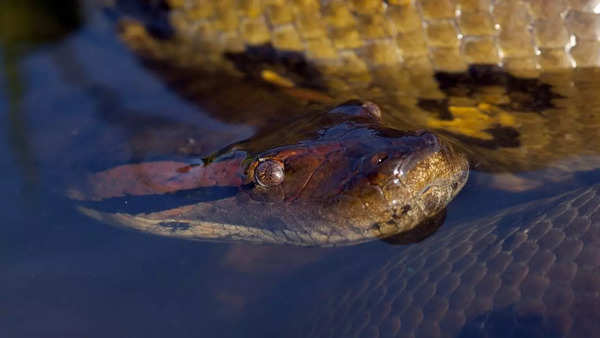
<box><xmin>254</xmin><ymin>159</ymin><xmax>285</xmax><ymax>187</ymax></box>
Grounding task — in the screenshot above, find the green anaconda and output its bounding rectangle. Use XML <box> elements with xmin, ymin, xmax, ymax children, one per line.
<box><xmin>75</xmin><ymin>0</ymin><xmax>600</xmax><ymax>243</ymax></box>
<box><xmin>106</xmin><ymin>0</ymin><xmax>600</xmax><ymax>175</ymax></box>
<box><xmin>70</xmin><ymin>102</ymin><xmax>468</xmax><ymax>246</ymax></box>
<box><xmin>286</xmin><ymin>181</ymin><xmax>600</xmax><ymax>338</ymax></box>
<box><xmin>62</xmin><ymin>2</ymin><xmax>600</xmax><ymax>337</ymax></box>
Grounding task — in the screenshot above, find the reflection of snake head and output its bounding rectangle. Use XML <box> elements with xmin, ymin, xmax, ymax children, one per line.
<box><xmin>242</xmin><ymin>102</ymin><xmax>469</xmax><ymax>240</ymax></box>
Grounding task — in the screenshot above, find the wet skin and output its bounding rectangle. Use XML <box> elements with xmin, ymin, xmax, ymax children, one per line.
<box><xmin>71</xmin><ymin>102</ymin><xmax>468</xmax><ymax>246</ymax></box>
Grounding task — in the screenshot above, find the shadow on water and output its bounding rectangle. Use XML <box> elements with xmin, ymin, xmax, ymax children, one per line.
<box><xmin>0</xmin><ymin>0</ymin><xmax>80</xmax><ymax>200</ymax></box>
<box><xmin>458</xmin><ymin>306</ymin><xmax>564</xmax><ymax>338</ymax></box>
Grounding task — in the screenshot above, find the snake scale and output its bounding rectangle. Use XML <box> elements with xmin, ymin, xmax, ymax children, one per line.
<box><xmin>288</xmin><ymin>182</ymin><xmax>600</xmax><ymax>338</ymax></box>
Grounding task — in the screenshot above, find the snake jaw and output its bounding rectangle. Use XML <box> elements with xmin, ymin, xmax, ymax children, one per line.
<box><xmin>369</xmin><ymin>134</ymin><xmax>469</xmax><ymax>238</ymax></box>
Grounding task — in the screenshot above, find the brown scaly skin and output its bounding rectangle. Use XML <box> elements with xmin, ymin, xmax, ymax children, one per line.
<box><xmin>105</xmin><ymin>1</ymin><xmax>600</xmax><ymax>177</ymax></box>
<box><xmin>75</xmin><ymin>2</ymin><xmax>600</xmax><ymax>335</ymax></box>
<box><xmin>73</xmin><ymin>102</ymin><xmax>468</xmax><ymax>246</ymax></box>
<box><xmin>288</xmin><ymin>182</ymin><xmax>600</xmax><ymax>338</ymax></box>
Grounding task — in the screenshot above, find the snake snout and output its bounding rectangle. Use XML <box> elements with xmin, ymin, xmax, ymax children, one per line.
<box><xmin>393</xmin><ymin>131</ymin><xmax>442</xmax><ymax>180</ymax></box>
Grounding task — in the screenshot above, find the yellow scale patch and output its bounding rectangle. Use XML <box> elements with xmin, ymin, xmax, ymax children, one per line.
<box><xmin>260</xmin><ymin>69</ymin><xmax>296</xmax><ymax>87</ymax></box>
<box><xmin>426</xmin><ymin>103</ymin><xmax>517</xmax><ymax>140</ymax></box>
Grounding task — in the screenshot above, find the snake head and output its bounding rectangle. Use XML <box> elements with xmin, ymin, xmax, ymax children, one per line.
<box><xmin>242</xmin><ymin>102</ymin><xmax>469</xmax><ymax>243</ymax></box>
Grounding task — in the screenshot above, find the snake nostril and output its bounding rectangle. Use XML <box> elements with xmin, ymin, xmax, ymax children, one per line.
<box><xmin>361</xmin><ymin>101</ymin><xmax>382</xmax><ymax>120</ymax></box>
<box><xmin>370</xmin><ymin>153</ymin><xmax>389</xmax><ymax>166</ymax></box>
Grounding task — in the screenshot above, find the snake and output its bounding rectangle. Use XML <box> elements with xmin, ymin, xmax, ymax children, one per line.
<box><xmin>71</xmin><ymin>1</ymin><xmax>600</xmax><ymax>336</ymax></box>
<box><xmin>108</xmin><ymin>0</ymin><xmax>600</xmax><ymax>174</ymax></box>
<box><xmin>70</xmin><ymin>101</ymin><xmax>468</xmax><ymax>245</ymax></box>
<box><xmin>80</xmin><ymin>0</ymin><xmax>600</xmax><ymax>234</ymax></box>
<box><xmin>287</xmin><ymin>182</ymin><xmax>600</xmax><ymax>338</ymax></box>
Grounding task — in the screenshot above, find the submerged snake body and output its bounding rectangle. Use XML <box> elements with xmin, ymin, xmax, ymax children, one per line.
<box><xmin>294</xmin><ymin>182</ymin><xmax>600</xmax><ymax>337</ymax></box>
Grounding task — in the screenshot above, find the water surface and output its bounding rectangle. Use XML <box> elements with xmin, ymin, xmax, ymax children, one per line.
<box><xmin>2</xmin><ymin>2</ymin><xmax>600</xmax><ymax>338</ymax></box>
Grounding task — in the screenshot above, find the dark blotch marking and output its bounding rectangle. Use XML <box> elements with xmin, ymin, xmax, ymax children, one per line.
<box><xmin>109</xmin><ymin>0</ymin><xmax>174</xmax><ymax>39</ymax></box>
<box><xmin>78</xmin><ymin>186</ymin><xmax>238</xmax><ymax>214</ymax></box>
<box><xmin>419</xmin><ymin>65</ymin><xmax>561</xmax><ymax>149</ymax></box>
<box><xmin>434</xmin><ymin>65</ymin><xmax>559</xmax><ymax>113</ymax></box>
<box><xmin>382</xmin><ymin>209</ymin><xmax>447</xmax><ymax>245</ymax></box>
<box><xmin>484</xmin><ymin>125</ymin><xmax>521</xmax><ymax>147</ymax></box>
<box><xmin>458</xmin><ymin>305</ymin><xmax>563</xmax><ymax>338</ymax></box>
<box><xmin>418</xmin><ymin>99</ymin><xmax>453</xmax><ymax>120</ymax></box>
<box><xmin>158</xmin><ymin>221</ymin><xmax>191</xmax><ymax>232</ymax></box>
<box><xmin>401</xmin><ymin>205</ymin><xmax>412</xmax><ymax>215</ymax></box>
<box><xmin>439</xmin><ymin>125</ymin><xmax>521</xmax><ymax>149</ymax></box>
<box><xmin>225</xmin><ymin>43</ymin><xmax>324</xmax><ymax>89</ymax></box>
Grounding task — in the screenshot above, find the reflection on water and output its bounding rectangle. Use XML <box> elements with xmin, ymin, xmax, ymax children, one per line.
<box><xmin>1</xmin><ymin>0</ymin><xmax>80</xmax><ymax>201</ymax></box>
<box><xmin>2</xmin><ymin>2</ymin><xmax>600</xmax><ymax>338</ymax></box>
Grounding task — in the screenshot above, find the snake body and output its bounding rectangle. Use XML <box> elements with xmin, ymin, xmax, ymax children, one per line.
<box><xmin>291</xmin><ymin>182</ymin><xmax>600</xmax><ymax>338</ymax></box>
<box><xmin>128</xmin><ymin>0</ymin><xmax>600</xmax><ymax>76</ymax></box>
<box><xmin>111</xmin><ymin>0</ymin><xmax>600</xmax><ymax>174</ymax></box>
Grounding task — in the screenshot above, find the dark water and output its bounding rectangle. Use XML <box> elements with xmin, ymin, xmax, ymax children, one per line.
<box><xmin>2</xmin><ymin>2</ymin><xmax>600</xmax><ymax>338</ymax></box>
